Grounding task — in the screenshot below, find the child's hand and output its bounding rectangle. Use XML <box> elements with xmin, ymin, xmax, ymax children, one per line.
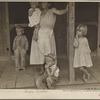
<box><xmin>33</xmin><ymin>28</ymin><xmax>38</xmax><ymax>41</ymax></box>
<box><xmin>33</xmin><ymin>32</ymin><xmax>38</xmax><ymax>41</ymax></box>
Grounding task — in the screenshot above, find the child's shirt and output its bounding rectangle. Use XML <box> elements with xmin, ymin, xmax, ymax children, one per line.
<box><xmin>46</xmin><ymin>65</ymin><xmax>60</xmax><ymax>77</ymax></box>
<box><xmin>13</xmin><ymin>35</ymin><xmax>28</xmax><ymax>50</ymax></box>
<box><xmin>28</xmin><ymin>8</ymin><xmax>41</xmax><ymax>27</ymax></box>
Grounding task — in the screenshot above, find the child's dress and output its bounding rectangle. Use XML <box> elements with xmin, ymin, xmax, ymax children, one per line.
<box><xmin>73</xmin><ymin>37</ymin><xmax>93</xmax><ymax>68</ymax></box>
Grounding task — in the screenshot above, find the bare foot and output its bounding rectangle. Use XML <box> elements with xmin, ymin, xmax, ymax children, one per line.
<box><xmin>83</xmin><ymin>74</ymin><xmax>88</xmax><ymax>82</ymax></box>
<box><xmin>87</xmin><ymin>73</ymin><xmax>91</xmax><ymax>79</ymax></box>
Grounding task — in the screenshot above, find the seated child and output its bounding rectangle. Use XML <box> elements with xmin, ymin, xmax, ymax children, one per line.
<box><xmin>13</xmin><ymin>25</ymin><xmax>28</xmax><ymax>71</ymax></box>
<box><xmin>45</xmin><ymin>54</ymin><xmax>60</xmax><ymax>89</ymax></box>
<box><xmin>28</xmin><ymin>2</ymin><xmax>41</xmax><ymax>41</ymax></box>
<box><xmin>36</xmin><ymin>54</ymin><xmax>60</xmax><ymax>89</ymax></box>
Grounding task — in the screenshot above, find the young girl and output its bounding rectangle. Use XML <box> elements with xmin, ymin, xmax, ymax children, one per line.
<box><xmin>73</xmin><ymin>24</ymin><xmax>93</xmax><ymax>82</ymax></box>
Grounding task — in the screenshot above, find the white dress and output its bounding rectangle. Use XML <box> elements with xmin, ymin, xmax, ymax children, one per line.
<box><xmin>73</xmin><ymin>37</ymin><xmax>93</xmax><ymax>68</ymax></box>
<box><xmin>30</xmin><ymin>9</ymin><xmax>56</xmax><ymax>65</ymax></box>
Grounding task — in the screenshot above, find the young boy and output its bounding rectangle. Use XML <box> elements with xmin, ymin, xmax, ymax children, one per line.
<box><xmin>28</xmin><ymin>2</ymin><xmax>41</xmax><ymax>41</ymax></box>
<box><xmin>36</xmin><ymin>54</ymin><xmax>60</xmax><ymax>89</ymax></box>
<box><xmin>13</xmin><ymin>25</ymin><xmax>28</xmax><ymax>71</ymax></box>
<box><xmin>45</xmin><ymin>54</ymin><xmax>60</xmax><ymax>89</ymax></box>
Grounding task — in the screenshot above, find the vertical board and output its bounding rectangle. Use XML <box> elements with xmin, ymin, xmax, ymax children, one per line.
<box><xmin>97</xmin><ymin>3</ymin><xmax>100</xmax><ymax>56</ymax></box>
<box><xmin>67</xmin><ymin>2</ymin><xmax>75</xmax><ymax>83</ymax></box>
<box><xmin>0</xmin><ymin>3</ymin><xmax>10</xmax><ymax>59</ymax></box>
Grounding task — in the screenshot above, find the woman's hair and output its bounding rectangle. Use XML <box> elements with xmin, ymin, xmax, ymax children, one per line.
<box><xmin>76</xmin><ymin>24</ymin><xmax>88</xmax><ymax>36</ymax></box>
<box><xmin>16</xmin><ymin>25</ymin><xmax>24</xmax><ymax>33</ymax></box>
<box><xmin>39</xmin><ymin>2</ymin><xmax>53</xmax><ymax>10</ymax></box>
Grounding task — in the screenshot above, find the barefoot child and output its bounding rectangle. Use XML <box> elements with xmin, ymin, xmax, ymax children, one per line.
<box><xmin>36</xmin><ymin>54</ymin><xmax>60</xmax><ymax>89</ymax></box>
<box><xmin>45</xmin><ymin>54</ymin><xmax>60</xmax><ymax>89</ymax></box>
<box><xmin>73</xmin><ymin>24</ymin><xmax>93</xmax><ymax>82</ymax></box>
<box><xmin>13</xmin><ymin>25</ymin><xmax>28</xmax><ymax>71</ymax></box>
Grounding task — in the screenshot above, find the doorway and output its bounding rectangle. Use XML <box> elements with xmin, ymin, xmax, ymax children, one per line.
<box><xmin>8</xmin><ymin>2</ymin><xmax>68</xmax><ymax>58</ymax></box>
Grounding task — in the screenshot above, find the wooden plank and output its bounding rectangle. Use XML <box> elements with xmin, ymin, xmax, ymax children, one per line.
<box><xmin>57</xmin><ymin>58</ymin><xmax>68</xmax><ymax>85</ymax></box>
<box><xmin>0</xmin><ymin>61</ymin><xmax>17</xmax><ymax>89</ymax></box>
<box><xmin>76</xmin><ymin>22</ymin><xmax>97</xmax><ymax>26</ymax></box>
<box><xmin>16</xmin><ymin>66</ymin><xmax>36</xmax><ymax>88</ymax></box>
<box><xmin>0</xmin><ymin>61</ymin><xmax>6</xmax><ymax>73</ymax></box>
<box><xmin>97</xmin><ymin>3</ymin><xmax>100</xmax><ymax>56</ymax></box>
<box><xmin>5</xmin><ymin>3</ymin><xmax>11</xmax><ymax>58</ymax></box>
<box><xmin>68</xmin><ymin>2</ymin><xmax>75</xmax><ymax>83</ymax></box>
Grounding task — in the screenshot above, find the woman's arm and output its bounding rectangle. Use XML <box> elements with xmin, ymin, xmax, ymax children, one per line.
<box><xmin>52</xmin><ymin>5</ymin><xmax>68</xmax><ymax>15</ymax></box>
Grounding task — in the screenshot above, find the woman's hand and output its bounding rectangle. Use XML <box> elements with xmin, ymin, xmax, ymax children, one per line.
<box><xmin>66</xmin><ymin>5</ymin><xmax>69</xmax><ymax>11</ymax></box>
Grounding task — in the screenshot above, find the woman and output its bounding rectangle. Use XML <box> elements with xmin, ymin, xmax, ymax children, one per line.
<box><xmin>30</xmin><ymin>2</ymin><xmax>68</xmax><ymax>74</ymax></box>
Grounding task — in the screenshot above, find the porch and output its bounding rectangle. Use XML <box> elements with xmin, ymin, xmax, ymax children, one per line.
<box><xmin>0</xmin><ymin>56</ymin><xmax>99</xmax><ymax>89</ymax></box>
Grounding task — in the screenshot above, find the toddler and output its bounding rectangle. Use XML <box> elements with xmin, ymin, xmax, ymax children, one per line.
<box><xmin>45</xmin><ymin>54</ymin><xmax>60</xmax><ymax>89</ymax></box>
<box><xmin>36</xmin><ymin>54</ymin><xmax>60</xmax><ymax>89</ymax></box>
<box><xmin>28</xmin><ymin>2</ymin><xmax>41</xmax><ymax>41</ymax></box>
<box><xmin>13</xmin><ymin>25</ymin><xmax>28</xmax><ymax>71</ymax></box>
<box><xmin>73</xmin><ymin>24</ymin><xmax>93</xmax><ymax>82</ymax></box>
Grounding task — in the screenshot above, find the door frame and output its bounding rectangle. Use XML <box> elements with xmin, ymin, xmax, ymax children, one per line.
<box><xmin>6</xmin><ymin>2</ymin><xmax>100</xmax><ymax>83</ymax></box>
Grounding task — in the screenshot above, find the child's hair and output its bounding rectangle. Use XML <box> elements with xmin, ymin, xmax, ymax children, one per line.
<box><xmin>45</xmin><ymin>54</ymin><xmax>56</xmax><ymax>62</ymax></box>
<box><xmin>76</xmin><ymin>24</ymin><xmax>88</xmax><ymax>36</ymax></box>
<box><xmin>16</xmin><ymin>25</ymin><xmax>24</xmax><ymax>33</ymax></box>
<box><xmin>30</xmin><ymin>2</ymin><xmax>38</xmax><ymax>6</ymax></box>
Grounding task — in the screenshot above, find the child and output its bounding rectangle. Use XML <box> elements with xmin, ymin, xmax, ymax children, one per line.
<box><xmin>73</xmin><ymin>24</ymin><xmax>93</xmax><ymax>82</ymax></box>
<box><xmin>28</xmin><ymin>2</ymin><xmax>41</xmax><ymax>41</ymax></box>
<box><xmin>13</xmin><ymin>25</ymin><xmax>28</xmax><ymax>71</ymax></box>
<box><xmin>45</xmin><ymin>54</ymin><xmax>60</xmax><ymax>89</ymax></box>
<box><xmin>36</xmin><ymin>54</ymin><xmax>60</xmax><ymax>89</ymax></box>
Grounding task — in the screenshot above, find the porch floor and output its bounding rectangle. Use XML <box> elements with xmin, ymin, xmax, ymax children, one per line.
<box><xmin>0</xmin><ymin>56</ymin><xmax>100</xmax><ymax>89</ymax></box>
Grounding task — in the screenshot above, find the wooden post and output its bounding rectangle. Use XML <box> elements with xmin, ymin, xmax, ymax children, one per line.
<box><xmin>97</xmin><ymin>3</ymin><xmax>100</xmax><ymax>56</ymax></box>
<box><xmin>5</xmin><ymin>3</ymin><xmax>11</xmax><ymax>58</ymax></box>
<box><xmin>67</xmin><ymin>2</ymin><xmax>75</xmax><ymax>83</ymax></box>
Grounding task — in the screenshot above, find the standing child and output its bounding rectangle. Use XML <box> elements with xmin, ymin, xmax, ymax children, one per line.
<box><xmin>13</xmin><ymin>25</ymin><xmax>28</xmax><ymax>71</ymax></box>
<box><xmin>73</xmin><ymin>24</ymin><xmax>93</xmax><ymax>82</ymax></box>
